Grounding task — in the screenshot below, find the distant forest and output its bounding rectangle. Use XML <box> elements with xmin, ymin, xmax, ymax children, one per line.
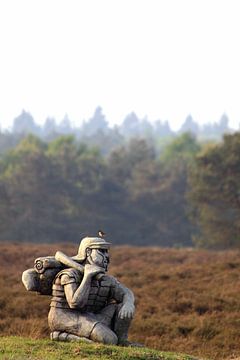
<box><xmin>0</xmin><ymin>107</ymin><xmax>235</xmax><ymax>155</ymax></box>
<box><xmin>0</xmin><ymin>108</ymin><xmax>239</xmax><ymax>249</ymax></box>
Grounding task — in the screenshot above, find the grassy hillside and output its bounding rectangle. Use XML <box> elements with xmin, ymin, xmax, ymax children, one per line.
<box><xmin>1</xmin><ymin>243</ymin><xmax>240</xmax><ymax>359</ymax></box>
<box><xmin>0</xmin><ymin>337</ymin><xmax>200</xmax><ymax>360</ymax></box>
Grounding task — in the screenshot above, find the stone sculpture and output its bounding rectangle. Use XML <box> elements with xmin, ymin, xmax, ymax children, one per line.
<box><xmin>22</xmin><ymin>236</ymin><xmax>135</xmax><ymax>345</ymax></box>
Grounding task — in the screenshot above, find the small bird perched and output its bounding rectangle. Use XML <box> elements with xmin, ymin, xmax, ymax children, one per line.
<box><xmin>98</xmin><ymin>230</ymin><xmax>105</xmax><ymax>238</ymax></box>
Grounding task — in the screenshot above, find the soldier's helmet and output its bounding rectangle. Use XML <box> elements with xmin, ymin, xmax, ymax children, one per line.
<box><xmin>72</xmin><ymin>237</ymin><xmax>111</xmax><ymax>262</ymax></box>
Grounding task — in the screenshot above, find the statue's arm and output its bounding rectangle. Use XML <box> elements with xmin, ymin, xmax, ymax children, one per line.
<box><xmin>62</xmin><ymin>264</ymin><xmax>105</xmax><ymax>309</ymax></box>
<box><xmin>112</xmin><ymin>279</ymin><xmax>135</xmax><ymax>319</ymax></box>
<box><xmin>62</xmin><ymin>274</ymin><xmax>91</xmax><ymax>309</ymax></box>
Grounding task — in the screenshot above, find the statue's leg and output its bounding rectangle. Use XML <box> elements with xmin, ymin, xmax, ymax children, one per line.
<box><xmin>95</xmin><ymin>303</ymin><xmax>117</xmax><ymax>327</ymax></box>
<box><xmin>113</xmin><ymin>304</ymin><xmax>132</xmax><ymax>345</ymax></box>
<box><xmin>50</xmin><ymin>331</ymin><xmax>93</xmax><ymax>343</ymax></box>
<box><xmin>112</xmin><ymin>305</ymin><xmax>144</xmax><ymax>347</ymax></box>
<box><xmin>48</xmin><ymin>308</ymin><xmax>99</xmax><ymax>343</ymax></box>
<box><xmin>93</xmin><ymin>303</ymin><xmax>135</xmax><ymax>346</ymax></box>
<box><xmin>90</xmin><ymin>322</ymin><xmax>118</xmax><ymax>345</ymax></box>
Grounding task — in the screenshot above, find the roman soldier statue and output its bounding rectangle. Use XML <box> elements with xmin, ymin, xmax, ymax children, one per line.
<box><xmin>22</xmin><ymin>236</ymin><xmax>135</xmax><ymax>346</ymax></box>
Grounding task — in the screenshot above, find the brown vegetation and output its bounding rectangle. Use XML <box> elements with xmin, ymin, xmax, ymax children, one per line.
<box><xmin>1</xmin><ymin>243</ymin><xmax>240</xmax><ymax>359</ymax></box>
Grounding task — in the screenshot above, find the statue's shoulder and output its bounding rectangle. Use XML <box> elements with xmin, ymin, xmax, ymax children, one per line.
<box><xmin>56</xmin><ymin>268</ymin><xmax>83</xmax><ymax>285</ymax></box>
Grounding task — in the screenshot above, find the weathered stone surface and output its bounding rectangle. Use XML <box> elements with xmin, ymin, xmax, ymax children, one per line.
<box><xmin>23</xmin><ymin>236</ymin><xmax>135</xmax><ymax>346</ymax></box>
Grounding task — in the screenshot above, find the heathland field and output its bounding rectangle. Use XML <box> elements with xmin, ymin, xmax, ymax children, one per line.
<box><xmin>1</xmin><ymin>243</ymin><xmax>240</xmax><ymax>360</ymax></box>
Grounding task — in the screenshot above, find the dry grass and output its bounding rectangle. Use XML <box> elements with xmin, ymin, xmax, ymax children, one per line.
<box><xmin>1</xmin><ymin>243</ymin><xmax>240</xmax><ymax>360</ymax></box>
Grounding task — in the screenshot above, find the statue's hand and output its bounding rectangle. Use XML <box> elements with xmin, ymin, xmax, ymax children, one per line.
<box><xmin>84</xmin><ymin>264</ymin><xmax>105</xmax><ymax>278</ymax></box>
<box><xmin>118</xmin><ymin>302</ymin><xmax>135</xmax><ymax>319</ymax></box>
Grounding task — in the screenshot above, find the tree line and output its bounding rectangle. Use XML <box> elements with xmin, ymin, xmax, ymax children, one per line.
<box><xmin>0</xmin><ymin>108</ymin><xmax>235</xmax><ymax>157</ymax></box>
<box><xmin>0</xmin><ymin>131</ymin><xmax>239</xmax><ymax>249</ymax></box>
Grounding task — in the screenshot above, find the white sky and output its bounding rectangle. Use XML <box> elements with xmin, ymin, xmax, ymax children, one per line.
<box><xmin>0</xmin><ymin>0</ymin><xmax>240</xmax><ymax>130</ymax></box>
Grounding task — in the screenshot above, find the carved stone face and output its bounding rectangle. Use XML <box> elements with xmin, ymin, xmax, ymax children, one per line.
<box><xmin>87</xmin><ymin>248</ymin><xmax>109</xmax><ymax>271</ymax></box>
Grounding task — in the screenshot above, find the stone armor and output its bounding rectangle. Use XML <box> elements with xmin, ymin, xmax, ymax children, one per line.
<box><xmin>50</xmin><ymin>268</ymin><xmax>122</xmax><ymax>313</ymax></box>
